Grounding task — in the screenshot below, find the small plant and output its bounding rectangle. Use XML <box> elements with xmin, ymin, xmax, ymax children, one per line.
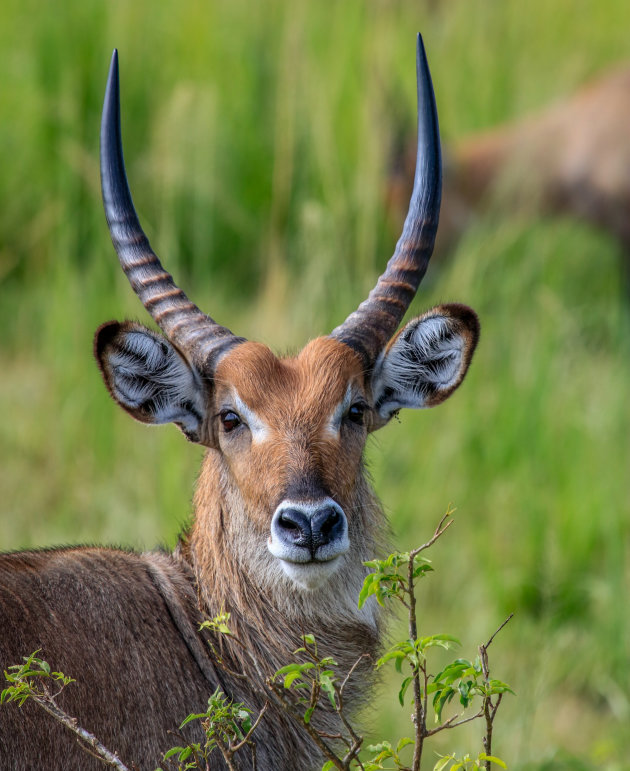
<box><xmin>160</xmin><ymin>688</ymin><xmax>267</xmax><ymax>771</ymax></box>
<box><xmin>267</xmin><ymin>634</ymin><xmax>367</xmax><ymax>769</ymax></box>
<box><xmin>1</xmin><ymin>650</ymin><xmax>130</xmax><ymax>771</ymax></box>
<box><xmin>260</xmin><ymin>509</ymin><xmax>514</xmax><ymax>771</ymax></box>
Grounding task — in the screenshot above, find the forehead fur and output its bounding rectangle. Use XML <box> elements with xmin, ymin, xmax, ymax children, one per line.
<box><xmin>214</xmin><ymin>337</ymin><xmax>365</xmax><ymax>412</ymax></box>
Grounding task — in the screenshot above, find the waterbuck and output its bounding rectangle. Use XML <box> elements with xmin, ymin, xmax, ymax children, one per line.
<box><xmin>0</xmin><ymin>36</ymin><xmax>479</xmax><ymax>770</ymax></box>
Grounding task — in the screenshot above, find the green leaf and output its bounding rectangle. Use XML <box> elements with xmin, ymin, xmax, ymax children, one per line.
<box><xmin>163</xmin><ymin>746</ymin><xmax>185</xmax><ymax>760</ymax></box>
<box><xmin>178</xmin><ymin>746</ymin><xmax>192</xmax><ymax>762</ymax></box>
<box><xmin>275</xmin><ymin>663</ymin><xmax>302</xmax><ymax>676</ymax></box>
<box><xmin>179</xmin><ymin>712</ymin><xmax>209</xmax><ymax>728</ymax></box>
<box><xmin>412</xmin><ymin>562</ymin><xmax>434</xmax><ymax>578</ymax></box>
<box><xmin>239</xmin><ymin>711</ymin><xmax>252</xmax><ymax>734</ymax></box>
<box><xmin>419</xmin><ymin>634</ymin><xmax>461</xmax><ymax>652</ymax></box>
<box><xmin>433</xmin><ymin>685</ymin><xmax>456</xmax><ymax>722</ymax></box>
<box><xmin>458</xmin><ymin>679</ymin><xmax>473</xmax><ymax>706</ymax></box>
<box><xmin>434</xmin><ymin>757</ymin><xmax>454</xmax><ymax>771</ymax></box>
<box><xmin>376</xmin><ymin>649</ymin><xmax>408</xmax><ymax>669</ymax></box>
<box><xmin>304</xmin><ymin>706</ymin><xmax>315</xmax><ymax>724</ymax></box>
<box><xmin>283</xmin><ymin>671</ymin><xmax>304</xmax><ymax>689</ymax></box>
<box><xmin>358</xmin><ymin>574</ymin><xmax>376</xmax><ymax>609</ymax></box>
<box><xmin>479</xmin><ymin>754</ymin><xmax>507</xmax><ymax>769</ymax></box>
<box><xmin>302</xmin><ymin>634</ymin><xmax>316</xmax><ymax>645</ymax></box>
<box><xmin>433</xmin><ymin>659</ymin><xmax>474</xmax><ymax>686</ymax></box>
<box><xmin>322</xmin><ymin>762</ymin><xmax>336</xmax><ymax>771</ymax></box>
<box><xmin>397</xmin><ymin>737</ymin><xmax>414</xmax><ymax>752</ymax></box>
<box><xmin>488</xmin><ymin>679</ymin><xmax>515</xmax><ymax>695</ymax></box>
<box><xmin>320</xmin><ymin>673</ymin><xmax>337</xmax><ymax>708</ymax></box>
<box><xmin>398</xmin><ymin>676</ymin><xmax>413</xmax><ymax>706</ymax></box>
<box><xmin>367</xmin><ymin>741</ymin><xmax>393</xmax><ymax>753</ymax></box>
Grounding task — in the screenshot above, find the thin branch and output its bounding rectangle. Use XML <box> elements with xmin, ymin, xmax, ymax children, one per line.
<box><xmin>409</xmin><ymin>508</ymin><xmax>455</xmax><ymax>560</ymax></box>
<box><xmin>229</xmin><ymin>702</ymin><xmax>269</xmax><ymax>753</ymax></box>
<box><xmin>33</xmin><ymin>698</ymin><xmax>130</xmax><ymax>770</ymax></box>
<box><xmin>214</xmin><ymin>735</ymin><xmax>239</xmax><ymax>771</ymax></box>
<box><xmin>425</xmin><ymin>709</ymin><xmax>484</xmax><ymax>736</ymax></box>
<box><xmin>407</xmin><ymin>510</ymin><xmax>456</xmax><ymax>771</ymax></box>
<box><xmin>267</xmin><ymin>682</ymin><xmax>346</xmax><ymax>770</ymax></box>
<box><xmin>335</xmin><ymin>654</ymin><xmax>368</xmax><ymax>757</ymax></box>
<box><xmin>250</xmin><ymin>741</ymin><xmax>257</xmax><ymax>771</ymax></box>
<box><xmin>478</xmin><ymin>614</ymin><xmax>512</xmax><ymax>770</ymax></box>
<box><xmin>338</xmin><ymin>654</ymin><xmax>370</xmax><ymax>700</ymax></box>
<box><xmin>482</xmin><ymin>613</ymin><xmax>514</xmax><ymax>654</ymax></box>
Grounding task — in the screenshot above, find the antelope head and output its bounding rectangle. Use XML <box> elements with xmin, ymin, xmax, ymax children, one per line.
<box><xmin>95</xmin><ymin>38</ymin><xmax>479</xmax><ymax>595</ymax></box>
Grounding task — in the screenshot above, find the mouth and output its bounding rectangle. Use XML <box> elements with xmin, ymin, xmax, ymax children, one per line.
<box><xmin>275</xmin><ymin>555</ymin><xmax>343</xmax><ymax>590</ymax></box>
<box><xmin>267</xmin><ymin>538</ymin><xmax>348</xmax><ymax>564</ymax></box>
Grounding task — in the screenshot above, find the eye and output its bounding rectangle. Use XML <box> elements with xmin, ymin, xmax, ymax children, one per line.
<box><xmin>220</xmin><ymin>410</ymin><xmax>242</xmax><ymax>433</ymax></box>
<box><xmin>347</xmin><ymin>402</ymin><xmax>366</xmax><ymax>426</ymax></box>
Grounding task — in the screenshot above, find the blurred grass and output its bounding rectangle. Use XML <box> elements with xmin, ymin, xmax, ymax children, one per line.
<box><xmin>1</xmin><ymin>0</ymin><xmax>630</xmax><ymax>768</ymax></box>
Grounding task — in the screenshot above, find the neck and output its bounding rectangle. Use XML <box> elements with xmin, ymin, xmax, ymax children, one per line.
<box><xmin>177</xmin><ymin>449</ymin><xmax>388</xmax><ymax>682</ymax></box>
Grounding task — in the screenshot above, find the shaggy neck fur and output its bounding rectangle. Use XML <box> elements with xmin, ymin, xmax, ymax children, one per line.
<box><xmin>174</xmin><ymin>449</ymin><xmax>388</xmax><ymax>764</ymax></box>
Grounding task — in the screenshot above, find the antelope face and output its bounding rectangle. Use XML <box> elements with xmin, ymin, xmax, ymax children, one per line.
<box><xmin>212</xmin><ymin>339</ymin><xmax>364</xmax><ymax>586</ymax></box>
<box><xmin>94</xmin><ymin>38</ymin><xmax>480</xmax><ymax>591</ymax></box>
<box><xmin>96</xmin><ymin>304</ymin><xmax>478</xmax><ymax>590</ymax></box>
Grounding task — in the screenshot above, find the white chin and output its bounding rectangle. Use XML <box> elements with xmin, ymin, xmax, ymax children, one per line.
<box><xmin>279</xmin><ymin>559</ymin><xmax>339</xmax><ymax>590</ymax></box>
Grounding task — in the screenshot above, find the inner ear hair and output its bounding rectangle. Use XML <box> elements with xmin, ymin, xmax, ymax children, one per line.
<box><xmin>372</xmin><ymin>303</ymin><xmax>480</xmax><ymax>421</ymax></box>
<box><xmin>94</xmin><ymin>321</ymin><xmax>206</xmax><ymax>442</ymax></box>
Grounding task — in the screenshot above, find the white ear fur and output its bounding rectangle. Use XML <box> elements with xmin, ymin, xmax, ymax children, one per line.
<box><xmin>95</xmin><ymin>322</ymin><xmax>206</xmax><ymax>442</ymax></box>
<box><xmin>371</xmin><ymin>304</ymin><xmax>479</xmax><ymax>423</ymax></box>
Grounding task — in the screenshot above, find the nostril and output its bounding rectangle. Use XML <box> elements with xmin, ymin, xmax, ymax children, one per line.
<box><xmin>276</xmin><ymin>508</ymin><xmax>312</xmax><ymax>549</ymax></box>
<box><xmin>279</xmin><ymin>512</ymin><xmax>301</xmax><ymax>532</ymax></box>
<box><xmin>311</xmin><ymin>506</ymin><xmax>345</xmax><ymax>549</ymax></box>
<box><xmin>320</xmin><ymin>508</ymin><xmax>339</xmax><ymax>536</ymax></box>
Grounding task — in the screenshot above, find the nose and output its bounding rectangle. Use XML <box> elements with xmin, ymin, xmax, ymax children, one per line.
<box><xmin>276</xmin><ymin>506</ymin><xmax>344</xmax><ymax>553</ymax></box>
<box><xmin>269</xmin><ymin>499</ymin><xmax>349</xmax><ymax>562</ymax></box>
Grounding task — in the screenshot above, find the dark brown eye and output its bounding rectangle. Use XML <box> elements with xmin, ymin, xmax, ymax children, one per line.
<box><xmin>347</xmin><ymin>403</ymin><xmax>366</xmax><ymax>425</ymax></box>
<box><xmin>220</xmin><ymin>411</ymin><xmax>241</xmax><ymax>433</ymax></box>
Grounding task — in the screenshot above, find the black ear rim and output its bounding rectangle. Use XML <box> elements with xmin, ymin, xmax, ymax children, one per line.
<box><xmin>93</xmin><ymin>319</ymin><xmax>163</xmax><ymax>424</ymax></box>
<box><xmin>93</xmin><ymin>321</ymin><xmax>209</xmax><ymax>445</ymax></box>
<box><xmin>94</xmin><ymin>320</ymin><xmax>125</xmax><ymax>400</ymax></box>
<box><xmin>441</xmin><ymin>303</ymin><xmax>481</xmax><ymax>351</ymax></box>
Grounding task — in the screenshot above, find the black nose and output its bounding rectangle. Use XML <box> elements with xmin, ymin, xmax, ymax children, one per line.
<box><xmin>276</xmin><ymin>506</ymin><xmax>345</xmax><ymax>555</ymax></box>
<box><xmin>277</xmin><ymin>508</ymin><xmax>312</xmax><ymax>549</ymax></box>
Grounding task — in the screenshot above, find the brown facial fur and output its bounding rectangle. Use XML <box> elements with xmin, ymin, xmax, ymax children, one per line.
<box><xmin>207</xmin><ymin>338</ymin><xmax>369</xmax><ymax>530</ymax></box>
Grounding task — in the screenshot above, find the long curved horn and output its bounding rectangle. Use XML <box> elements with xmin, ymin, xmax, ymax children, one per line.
<box><xmin>100</xmin><ymin>50</ymin><xmax>244</xmax><ymax>368</ymax></box>
<box><xmin>330</xmin><ymin>34</ymin><xmax>442</xmax><ymax>368</ymax></box>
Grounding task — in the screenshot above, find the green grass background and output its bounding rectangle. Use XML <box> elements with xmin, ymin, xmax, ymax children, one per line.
<box><xmin>1</xmin><ymin>1</ymin><xmax>629</xmax><ymax>768</ymax></box>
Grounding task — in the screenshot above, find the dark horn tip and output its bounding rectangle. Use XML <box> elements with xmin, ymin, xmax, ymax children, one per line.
<box><xmin>100</xmin><ymin>46</ymin><xmax>137</xmax><ymax>236</ymax></box>
<box><xmin>105</xmin><ymin>50</ymin><xmax>119</xmax><ymax>103</ymax></box>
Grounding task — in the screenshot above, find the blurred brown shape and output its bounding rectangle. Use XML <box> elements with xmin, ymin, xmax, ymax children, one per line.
<box><xmin>388</xmin><ymin>65</ymin><xmax>630</xmax><ymax>254</ymax></box>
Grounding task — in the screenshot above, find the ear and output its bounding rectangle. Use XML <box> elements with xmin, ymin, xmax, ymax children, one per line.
<box><xmin>371</xmin><ymin>303</ymin><xmax>480</xmax><ymax>426</ymax></box>
<box><xmin>94</xmin><ymin>321</ymin><xmax>207</xmax><ymax>443</ymax></box>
